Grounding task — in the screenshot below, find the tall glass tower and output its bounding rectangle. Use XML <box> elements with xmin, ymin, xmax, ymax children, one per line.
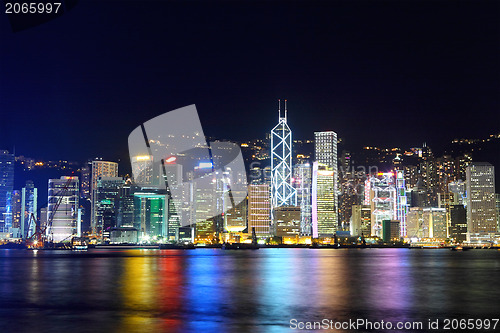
<box><xmin>21</xmin><ymin>180</ymin><xmax>37</xmax><ymax>239</ymax></box>
<box><xmin>466</xmin><ymin>162</ymin><xmax>496</xmax><ymax>241</ymax></box>
<box><xmin>0</xmin><ymin>150</ymin><xmax>14</xmax><ymax>233</ymax></box>
<box><xmin>314</xmin><ymin>131</ymin><xmax>338</xmax><ymax>232</ymax></box>
<box><xmin>271</xmin><ymin>100</ymin><xmax>296</xmax><ymax>209</ymax></box>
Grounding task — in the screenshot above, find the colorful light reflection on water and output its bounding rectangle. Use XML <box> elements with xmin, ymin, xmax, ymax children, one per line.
<box><xmin>0</xmin><ymin>248</ymin><xmax>499</xmax><ymax>333</ymax></box>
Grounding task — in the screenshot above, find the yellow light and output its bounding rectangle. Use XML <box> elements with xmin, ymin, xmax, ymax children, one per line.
<box><xmin>135</xmin><ymin>155</ymin><xmax>151</xmax><ymax>161</ymax></box>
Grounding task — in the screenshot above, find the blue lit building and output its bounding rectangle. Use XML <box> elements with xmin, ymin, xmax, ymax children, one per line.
<box><xmin>0</xmin><ymin>150</ymin><xmax>14</xmax><ymax>234</ymax></box>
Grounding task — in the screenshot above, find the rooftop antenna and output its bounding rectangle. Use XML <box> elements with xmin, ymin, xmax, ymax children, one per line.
<box><xmin>285</xmin><ymin>99</ymin><xmax>288</xmax><ymax>122</ymax></box>
<box><xmin>278</xmin><ymin>99</ymin><xmax>281</xmax><ymax>119</ymax></box>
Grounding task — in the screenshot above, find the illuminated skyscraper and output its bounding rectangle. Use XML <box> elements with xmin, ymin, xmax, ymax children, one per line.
<box><xmin>351</xmin><ymin>204</ymin><xmax>371</xmax><ymax>237</ymax></box>
<box><xmin>248</xmin><ymin>184</ymin><xmax>271</xmax><ymax>237</ymax></box>
<box><xmin>314</xmin><ymin>131</ymin><xmax>338</xmax><ymax>230</ymax></box>
<box><xmin>47</xmin><ymin>176</ymin><xmax>79</xmax><ymax>243</ymax></box>
<box><xmin>395</xmin><ymin>170</ymin><xmax>409</xmax><ymax>237</ymax></box>
<box><xmin>117</xmin><ymin>179</ymin><xmax>135</xmax><ymax>227</ymax></box>
<box><xmin>273</xmin><ymin>206</ymin><xmax>301</xmax><ymax>238</ymax></box>
<box><xmin>370</xmin><ymin>173</ymin><xmax>396</xmax><ymax>238</ymax></box>
<box><xmin>466</xmin><ymin>163</ymin><xmax>496</xmax><ymax>241</ymax></box>
<box><xmin>20</xmin><ymin>180</ymin><xmax>37</xmax><ymax>239</ymax></box>
<box><xmin>131</xmin><ymin>155</ymin><xmax>155</xmax><ymax>186</ymax></box>
<box><xmin>9</xmin><ymin>190</ymin><xmax>22</xmax><ymax>235</ymax></box>
<box><xmin>133</xmin><ymin>191</ymin><xmax>168</xmax><ymax>241</ymax></box>
<box><xmin>271</xmin><ymin>100</ymin><xmax>296</xmax><ymax>209</ymax></box>
<box><xmin>95</xmin><ymin>177</ymin><xmax>124</xmax><ymax>239</ymax></box>
<box><xmin>293</xmin><ymin>163</ymin><xmax>312</xmax><ymax>235</ymax></box>
<box><xmin>0</xmin><ymin>150</ymin><xmax>14</xmax><ymax>233</ymax></box>
<box><xmin>90</xmin><ymin>160</ymin><xmax>118</xmax><ymax>235</ymax></box>
<box><xmin>423</xmin><ymin>207</ymin><xmax>448</xmax><ymax>239</ymax></box>
<box><xmin>80</xmin><ymin>160</ymin><xmax>91</xmax><ymax>200</ymax></box>
<box><xmin>496</xmin><ymin>193</ymin><xmax>500</xmax><ymax>232</ymax></box>
<box><xmin>312</xmin><ymin>162</ymin><xmax>336</xmax><ymax>237</ymax></box>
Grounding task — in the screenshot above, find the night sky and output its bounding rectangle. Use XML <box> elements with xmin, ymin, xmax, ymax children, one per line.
<box><xmin>1</xmin><ymin>0</ymin><xmax>499</xmax><ymax>162</ymax></box>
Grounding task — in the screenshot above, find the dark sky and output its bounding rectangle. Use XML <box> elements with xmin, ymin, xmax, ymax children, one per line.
<box><xmin>1</xmin><ymin>0</ymin><xmax>499</xmax><ymax>162</ymax></box>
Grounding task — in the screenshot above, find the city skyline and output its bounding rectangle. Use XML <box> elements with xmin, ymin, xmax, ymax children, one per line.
<box><xmin>0</xmin><ymin>2</ymin><xmax>499</xmax><ymax>331</ymax></box>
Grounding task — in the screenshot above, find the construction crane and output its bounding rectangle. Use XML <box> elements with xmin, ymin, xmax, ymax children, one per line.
<box><xmin>26</xmin><ymin>176</ymin><xmax>75</xmax><ymax>249</ymax></box>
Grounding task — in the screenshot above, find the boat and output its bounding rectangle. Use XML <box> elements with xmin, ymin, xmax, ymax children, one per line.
<box><xmin>71</xmin><ymin>237</ymin><xmax>88</xmax><ymax>251</ymax></box>
<box><xmin>451</xmin><ymin>245</ymin><xmax>470</xmax><ymax>251</ymax></box>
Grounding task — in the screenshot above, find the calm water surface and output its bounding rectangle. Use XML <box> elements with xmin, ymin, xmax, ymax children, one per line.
<box><xmin>0</xmin><ymin>248</ymin><xmax>499</xmax><ymax>333</ymax></box>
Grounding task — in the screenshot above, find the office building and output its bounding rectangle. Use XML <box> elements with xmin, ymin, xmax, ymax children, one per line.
<box><xmin>8</xmin><ymin>190</ymin><xmax>22</xmax><ymax>237</ymax></box>
<box><xmin>423</xmin><ymin>207</ymin><xmax>447</xmax><ymax>239</ymax></box>
<box><xmin>369</xmin><ymin>173</ymin><xmax>395</xmax><ymax>238</ymax></box>
<box><xmin>248</xmin><ymin>184</ymin><xmax>271</xmax><ymax>237</ymax></box>
<box><xmin>90</xmin><ymin>160</ymin><xmax>118</xmax><ymax>235</ymax></box>
<box><xmin>20</xmin><ymin>181</ymin><xmax>37</xmax><ymax>239</ymax></box>
<box><xmin>0</xmin><ymin>150</ymin><xmax>14</xmax><ymax>233</ymax></box>
<box><xmin>273</xmin><ymin>206</ymin><xmax>301</xmax><ymax>238</ymax></box>
<box><xmin>293</xmin><ymin>163</ymin><xmax>312</xmax><ymax>235</ymax></box>
<box><xmin>351</xmin><ymin>204</ymin><xmax>371</xmax><ymax>237</ymax></box>
<box><xmin>271</xmin><ymin>100</ymin><xmax>296</xmax><ymax>209</ymax></box>
<box><xmin>312</xmin><ymin>162</ymin><xmax>336</xmax><ymax>237</ymax></box>
<box><xmin>117</xmin><ymin>179</ymin><xmax>135</xmax><ymax>227</ymax></box>
<box><xmin>314</xmin><ymin>131</ymin><xmax>338</xmax><ymax>231</ymax></box>
<box><xmin>47</xmin><ymin>176</ymin><xmax>79</xmax><ymax>242</ymax></box>
<box><xmin>407</xmin><ymin>207</ymin><xmax>424</xmax><ymax>239</ymax></box>
<box><xmin>134</xmin><ymin>191</ymin><xmax>168</xmax><ymax>241</ymax></box>
<box><xmin>466</xmin><ymin>163</ymin><xmax>496</xmax><ymax>240</ymax></box>
<box><xmin>449</xmin><ymin>205</ymin><xmax>467</xmax><ymax>242</ymax></box>
<box><xmin>95</xmin><ymin>177</ymin><xmax>124</xmax><ymax>239</ymax></box>
<box><xmin>382</xmin><ymin>220</ymin><xmax>400</xmax><ymax>242</ymax></box>
<box><xmin>131</xmin><ymin>155</ymin><xmax>155</xmax><ymax>186</ymax></box>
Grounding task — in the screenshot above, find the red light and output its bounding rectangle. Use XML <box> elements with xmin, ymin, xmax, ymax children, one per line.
<box><xmin>165</xmin><ymin>156</ymin><xmax>176</xmax><ymax>163</ymax></box>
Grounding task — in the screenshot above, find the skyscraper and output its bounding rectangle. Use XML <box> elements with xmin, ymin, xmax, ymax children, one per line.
<box><xmin>293</xmin><ymin>163</ymin><xmax>312</xmax><ymax>235</ymax></box>
<box><xmin>314</xmin><ymin>131</ymin><xmax>338</xmax><ymax>231</ymax></box>
<box><xmin>117</xmin><ymin>179</ymin><xmax>135</xmax><ymax>227</ymax></box>
<box><xmin>395</xmin><ymin>169</ymin><xmax>409</xmax><ymax>237</ymax></box>
<box><xmin>248</xmin><ymin>184</ymin><xmax>271</xmax><ymax>237</ymax></box>
<box><xmin>131</xmin><ymin>155</ymin><xmax>155</xmax><ymax>186</ymax></box>
<box><xmin>466</xmin><ymin>163</ymin><xmax>497</xmax><ymax>241</ymax></box>
<box><xmin>133</xmin><ymin>191</ymin><xmax>168</xmax><ymax>241</ymax></box>
<box><xmin>351</xmin><ymin>204</ymin><xmax>371</xmax><ymax>237</ymax></box>
<box><xmin>47</xmin><ymin>176</ymin><xmax>79</xmax><ymax>243</ymax></box>
<box><xmin>80</xmin><ymin>161</ymin><xmax>91</xmax><ymax>200</ymax></box>
<box><xmin>312</xmin><ymin>162</ymin><xmax>336</xmax><ymax>238</ymax></box>
<box><xmin>369</xmin><ymin>173</ymin><xmax>396</xmax><ymax>238</ymax></box>
<box><xmin>9</xmin><ymin>190</ymin><xmax>22</xmax><ymax>236</ymax></box>
<box><xmin>271</xmin><ymin>100</ymin><xmax>296</xmax><ymax>209</ymax></box>
<box><xmin>95</xmin><ymin>177</ymin><xmax>124</xmax><ymax>239</ymax></box>
<box><xmin>449</xmin><ymin>204</ymin><xmax>467</xmax><ymax>242</ymax></box>
<box><xmin>21</xmin><ymin>180</ymin><xmax>37</xmax><ymax>239</ymax></box>
<box><xmin>90</xmin><ymin>160</ymin><xmax>118</xmax><ymax>235</ymax></box>
<box><xmin>0</xmin><ymin>150</ymin><xmax>14</xmax><ymax>233</ymax></box>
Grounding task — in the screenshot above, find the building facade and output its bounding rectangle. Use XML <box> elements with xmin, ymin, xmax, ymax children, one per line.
<box><xmin>314</xmin><ymin>131</ymin><xmax>338</xmax><ymax>231</ymax></box>
<box><xmin>466</xmin><ymin>163</ymin><xmax>497</xmax><ymax>241</ymax></box>
<box><xmin>47</xmin><ymin>176</ymin><xmax>79</xmax><ymax>242</ymax></box>
<box><xmin>248</xmin><ymin>184</ymin><xmax>271</xmax><ymax>237</ymax></box>
<box><xmin>312</xmin><ymin>162</ymin><xmax>336</xmax><ymax>237</ymax></box>
<box><xmin>90</xmin><ymin>160</ymin><xmax>118</xmax><ymax>235</ymax></box>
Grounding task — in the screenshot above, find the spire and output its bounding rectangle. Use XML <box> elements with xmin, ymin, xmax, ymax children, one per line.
<box><xmin>285</xmin><ymin>99</ymin><xmax>288</xmax><ymax>121</ymax></box>
<box><xmin>278</xmin><ymin>99</ymin><xmax>281</xmax><ymax>119</ymax></box>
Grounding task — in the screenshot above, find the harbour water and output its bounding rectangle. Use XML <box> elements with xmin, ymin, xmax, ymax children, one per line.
<box><xmin>0</xmin><ymin>248</ymin><xmax>499</xmax><ymax>333</ymax></box>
